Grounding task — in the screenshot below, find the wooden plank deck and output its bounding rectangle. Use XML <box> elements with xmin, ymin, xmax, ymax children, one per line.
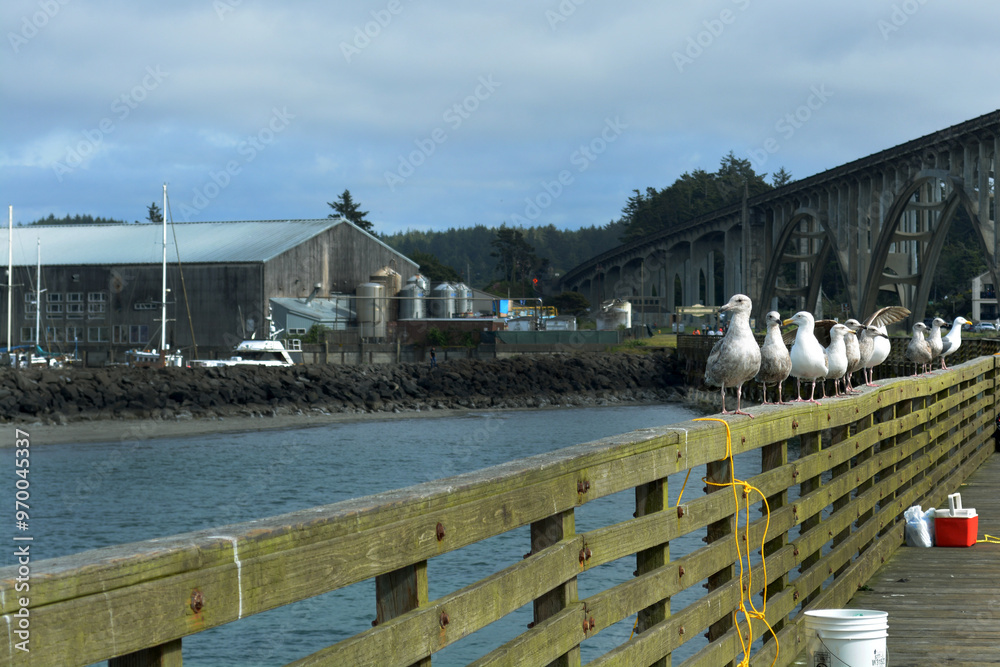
<box><xmin>810</xmin><ymin>450</ymin><xmax>1000</xmax><ymax>666</ymax></box>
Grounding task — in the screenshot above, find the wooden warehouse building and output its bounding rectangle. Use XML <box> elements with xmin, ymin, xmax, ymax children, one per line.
<box><xmin>2</xmin><ymin>219</ymin><xmax>417</xmax><ymax>365</ymax></box>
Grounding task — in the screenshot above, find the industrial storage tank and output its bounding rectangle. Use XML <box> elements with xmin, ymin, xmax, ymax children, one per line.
<box><xmin>398</xmin><ymin>281</ymin><xmax>425</xmax><ymax>319</ymax></box>
<box><xmin>596</xmin><ymin>298</ymin><xmax>631</xmax><ymax>330</ymax></box>
<box><xmin>356</xmin><ymin>282</ymin><xmax>386</xmax><ymax>339</ymax></box>
<box><xmin>371</xmin><ymin>267</ymin><xmax>401</xmax><ymax>323</ymax></box>
<box><xmin>454</xmin><ymin>282</ymin><xmax>473</xmax><ymax>315</ymax></box>
<box><xmin>429</xmin><ymin>282</ymin><xmax>456</xmax><ymax>318</ymax></box>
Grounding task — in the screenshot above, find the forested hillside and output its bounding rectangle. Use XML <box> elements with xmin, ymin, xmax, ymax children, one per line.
<box><xmin>381</xmin><ymin>223</ymin><xmax>625</xmax><ymax>289</ymax></box>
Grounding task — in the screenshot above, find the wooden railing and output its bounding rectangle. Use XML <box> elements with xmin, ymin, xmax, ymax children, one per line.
<box><xmin>2</xmin><ymin>355</ymin><xmax>998</xmax><ymax>666</ymax></box>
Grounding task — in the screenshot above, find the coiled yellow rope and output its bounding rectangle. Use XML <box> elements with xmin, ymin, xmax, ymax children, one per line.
<box><xmin>693</xmin><ymin>417</ymin><xmax>777</xmax><ymax>667</ymax></box>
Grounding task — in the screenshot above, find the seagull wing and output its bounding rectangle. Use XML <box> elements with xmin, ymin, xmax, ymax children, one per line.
<box><xmin>863</xmin><ymin>306</ymin><xmax>911</xmax><ymax>328</ymax></box>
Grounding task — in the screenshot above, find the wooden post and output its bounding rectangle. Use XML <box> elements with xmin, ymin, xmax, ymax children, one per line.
<box><xmin>798</xmin><ymin>431</ymin><xmax>822</xmax><ymax>607</ymax></box>
<box><xmin>109</xmin><ymin>639</ymin><xmax>182</xmax><ymax>667</ymax></box>
<box><xmin>705</xmin><ymin>458</ymin><xmax>734</xmax><ymax>667</ymax></box>
<box><xmin>530</xmin><ymin>510</ymin><xmax>580</xmax><ymax>667</ymax></box>
<box><xmin>635</xmin><ymin>478</ymin><xmax>669</xmax><ymax>666</ymax></box>
<box><xmin>761</xmin><ymin>438</ymin><xmax>787</xmax><ymax>643</ymax></box>
<box><xmin>375</xmin><ymin>562</ymin><xmax>430</xmax><ymax>667</ymax></box>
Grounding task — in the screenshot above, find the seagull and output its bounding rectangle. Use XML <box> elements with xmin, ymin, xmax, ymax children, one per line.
<box><xmin>939</xmin><ymin>316</ymin><xmax>970</xmax><ymax>369</ymax></box>
<box><xmin>823</xmin><ymin>323</ymin><xmax>852</xmax><ymax>397</ymax></box>
<box><xmin>755</xmin><ymin>311</ymin><xmax>792</xmax><ymax>404</ymax></box>
<box><xmin>846</xmin><ymin>319</ymin><xmax>886</xmax><ymax>391</ymax></box>
<box><xmin>784</xmin><ymin>311</ymin><xmax>828</xmax><ymax>404</ymax></box>
<box><xmin>861</xmin><ymin>306</ymin><xmax>911</xmax><ymax>386</ymax></box>
<box><xmin>927</xmin><ymin>317</ymin><xmax>946</xmax><ymax>371</ymax></box>
<box><xmin>905</xmin><ymin>321</ymin><xmax>932</xmax><ymax>376</ymax></box>
<box><xmin>843</xmin><ymin>319</ymin><xmax>865</xmax><ymax>393</ymax></box>
<box><xmin>704</xmin><ymin>294</ymin><xmax>761</xmax><ymax>417</ymax></box>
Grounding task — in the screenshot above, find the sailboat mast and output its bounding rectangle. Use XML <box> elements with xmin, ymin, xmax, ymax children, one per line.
<box><xmin>161</xmin><ymin>183</ymin><xmax>168</xmax><ymax>356</ymax></box>
<box><xmin>7</xmin><ymin>206</ymin><xmax>11</xmax><ymax>356</ymax></box>
<box><xmin>35</xmin><ymin>239</ymin><xmax>40</xmax><ymax>352</ymax></box>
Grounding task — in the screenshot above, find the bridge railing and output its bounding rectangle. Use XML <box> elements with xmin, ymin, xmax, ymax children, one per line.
<box><xmin>2</xmin><ymin>356</ymin><xmax>997</xmax><ymax>666</ymax></box>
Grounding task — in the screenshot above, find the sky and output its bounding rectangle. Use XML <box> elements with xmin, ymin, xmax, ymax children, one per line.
<box><xmin>3</xmin><ymin>1</ymin><xmax>999</xmax><ymax>237</ymax></box>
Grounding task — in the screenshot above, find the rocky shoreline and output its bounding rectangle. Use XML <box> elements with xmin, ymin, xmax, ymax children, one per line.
<box><xmin>2</xmin><ymin>351</ymin><xmax>695</xmax><ymax>429</ymax></box>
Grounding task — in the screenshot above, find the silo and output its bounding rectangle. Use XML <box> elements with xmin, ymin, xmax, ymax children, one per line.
<box><xmin>454</xmin><ymin>282</ymin><xmax>473</xmax><ymax>315</ymax></box>
<box><xmin>398</xmin><ymin>282</ymin><xmax>425</xmax><ymax>319</ymax></box>
<box><xmin>371</xmin><ymin>267</ymin><xmax>401</xmax><ymax>322</ymax></box>
<box><xmin>410</xmin><ymin>273</ymin><xmax>429</xmax><ymax>292</ymax></box>
<box><xmin>356</xmin><ymin>282</ymin><xmax>386</xmax><ymax>339</ymax></box>
<box><xmin>429</xmin><ymin>282</ymin><xmax>456</xmax><ymax>318</ymax></box>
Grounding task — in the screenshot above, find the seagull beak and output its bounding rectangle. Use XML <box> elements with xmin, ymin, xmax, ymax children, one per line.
<box><xmin>782</xmin><ymin>318</ymin><xmax>794</xmax><ymax>326</ymax></box>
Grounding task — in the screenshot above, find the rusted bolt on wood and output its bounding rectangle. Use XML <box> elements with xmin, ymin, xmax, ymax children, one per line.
<box><xmin>791</xmin><ymin>420</ymin><xmax>798</xmax><ymax>429</ymax></box>
<box><xmin>190</xmin><ymin>589</ymin><xmax>204</xmax><ymax>614</ymax></box>
<box><xmin>436</xmin><ymin>522</ymin><xmax>445</xmax><ymax>542</ymax></box>
<box><xmin>579</xmin><ymin>547</ymin><xmax>592</xmax><ymax>563</ymax></box>
<box><xmin>677</xmin><ymin>505</ymin><xmax>686</xmax><ymax>518</ymax></box>
<box><xmin>678</xmin><ymin>566</ymin><xmax>685</xmax><ymax>577</ymax></box>
<box><xmin>679</xmin><ymin>626</ymin><xmax>685</xmax><ymax>636</ymax></box>
<box><xmin>439</xmin><ymin>612</ymin><xmax>450</xmax><ymax>628</ymax></box>
<box><xmin>577</xmin><ymin>480</ymin><xmax>591</xmax><ymax>494</ymax></box>
<box><xmin>589</xmin><ymin>617</ymin><xmax>595</xmax><ymax>630</ymax></box>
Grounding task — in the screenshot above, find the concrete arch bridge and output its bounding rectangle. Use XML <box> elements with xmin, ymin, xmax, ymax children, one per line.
<box><xmin>559</xmin><ymin>110</ymin><xmax>1000</xmax><ymax>327</ymax></box>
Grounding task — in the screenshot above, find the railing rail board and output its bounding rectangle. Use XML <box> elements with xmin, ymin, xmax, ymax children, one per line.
<box><xmin>2</xmin><ymin>355</ymin><xmax>996</xmax><ymax>666</ymax></box>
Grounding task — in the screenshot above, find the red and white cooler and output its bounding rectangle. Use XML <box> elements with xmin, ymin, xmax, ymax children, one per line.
<box><xmin>934</xmin><ymin>493</ymin><xmax>978</xmax><ymax>547</ymax></box>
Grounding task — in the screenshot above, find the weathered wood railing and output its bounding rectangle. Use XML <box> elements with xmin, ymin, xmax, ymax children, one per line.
<box><xmin>3</xmin><ymin>355</ymin><xmax>998</xmax><ymax>666</ymax></box>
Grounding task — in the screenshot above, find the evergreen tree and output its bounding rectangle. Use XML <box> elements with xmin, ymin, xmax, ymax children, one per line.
<box><xmin>328</xmin><ymin>189</ymin><xmax>373</xmax><ymax>232</ymax></box>
<box><xmin>147</xmin><ymin>202</ymin><xmax>163</xmax><ymax>223</ymax></box>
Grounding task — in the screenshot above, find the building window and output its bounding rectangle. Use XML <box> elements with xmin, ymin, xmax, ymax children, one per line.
<box><xmin>66</xmin><ymin>326</ymin><xmax>83</xmax><ymax>343</ymax></box>
<box><xmin>67</xmin><ymin>292</ymin><xmax>83</xmax><ymax>303</ymax></box>
<box><xmin>88</xmin><ymin>292</ymin><xmax>108</xmax><ymax>302</ymax></box>
<box><xmin>45</xmin><ymin>327</ymin><xmax>64</xmax><ymax>343</ymax></box>
<box><xmin>289</xmin><ymin>328</ymin><xmax>308</xmax><ymax>335</ymax></box>
<box><xmin>19</xmin><ymin>328</ymin><xmax>35</xmax><ymax>343</ymax></box>
<box><xmin>288</xmin><ymin>339</ymin><xmax>302</xmax><ymax>351</ymax></box>
<box><xmin>24</xmin><ymin>301</ymin><xmax>36</xmax><ymax>315</ymax></box>
<box><xmin>88</xmin><ymin>303</ymin><xmax>106</xmax><ymax>319</ymax></box>
<box><xmin>46</xmin><ymin>303</ymin><xmax>63</xmax><ymax>317</ymax></box>
<box><xmin>129</xmin><ymin>325</ymin><xmax>149</xmax><ymax>344</ymax></box>
<box><xmin>67</xmin><ymin>303</ymin><xmax>84</xmax><ymax>318</ymax></box>
<box><xmin>88</xmin><ymin>327</ymin><xmax>110</xmax><ymax>343</ymax></box>
<box><xmin>112</xmin><ymin>325</ymin><xmax>128</xmax><ymax>344</ymax></box>
<box><xmin>134</xmin><ymin>302</ymin><xmax>157</xmax><ymax>311</ymax></box>
<box><xmin>47</xmin><ymin>293</ymin><xmax>62</xmax><ymax>303</ymax></box>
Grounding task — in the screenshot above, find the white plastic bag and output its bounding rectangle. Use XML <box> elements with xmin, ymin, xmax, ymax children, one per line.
<box><xmin>904</xmin><ymin>505</ymin><xmax>935</xmax><ymax>547</ymax></box>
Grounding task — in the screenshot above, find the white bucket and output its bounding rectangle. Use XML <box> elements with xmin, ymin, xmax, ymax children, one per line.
<box><xmin>803</xmin><ymin>609</ymin><xmax>887</xmax><ymax>667</ymax></box>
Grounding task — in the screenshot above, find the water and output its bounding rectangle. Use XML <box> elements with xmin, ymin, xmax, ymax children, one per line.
<box><xmin>10</xmin><ymin>403</ymin><xmax>778</xmax><ymax>666</ymax></box>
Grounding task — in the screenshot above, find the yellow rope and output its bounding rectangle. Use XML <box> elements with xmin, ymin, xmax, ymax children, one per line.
<box><xmin>693</xmin><ymin>417</ymin><xmax>777</xmax><ymax>667</ymax></box>
<box><xmin>977</xmin><ymin>534</ymin><xmax>1000</xmax><ymax>544</ymax></box>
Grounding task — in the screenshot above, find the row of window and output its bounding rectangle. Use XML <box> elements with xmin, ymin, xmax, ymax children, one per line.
<box><xmin>20</xmin><ymin>325</ymin><xmax>150</xmax><ymax>345</ymax></box>
<box><xmin>26</xmin><ymin>292</ymin><xmax>108</xmax><ymax>303</ymax></box>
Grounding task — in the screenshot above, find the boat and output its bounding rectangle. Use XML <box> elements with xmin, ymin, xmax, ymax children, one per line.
<box><xmin>187</xmin><ymin>339</ymin><xmax>295</xmax><ymax>368</ymax></box>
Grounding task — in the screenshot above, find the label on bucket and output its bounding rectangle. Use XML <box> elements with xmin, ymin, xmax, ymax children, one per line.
<box><xmin>811</xmin><ymin>647</ymin><xmax>886</xmax><ymax>666</ymax></box>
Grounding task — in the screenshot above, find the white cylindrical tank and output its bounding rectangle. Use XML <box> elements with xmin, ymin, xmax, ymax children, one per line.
<box><xmin>429</xmin><ymin>282</ymin><xmax>456</xmax><ymax>318</ymax></box>
<box><xmin>356</xmin><ymin>282</ymin><xmax>386</xmax><ymax>339</ymax></box>
<box><xmin>398</xmin><ymin>282</ymin><xmax>425</xmax><ymax>319</ymax></box>
<box><xmin>454</xmin><ymin>282</ymin><xmax>473</xmax><ymax>315</ymax></box>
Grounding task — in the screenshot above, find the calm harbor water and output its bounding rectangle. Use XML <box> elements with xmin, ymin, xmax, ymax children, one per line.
<box><xmin>13</xmin><ymin>402</ymin><xmax>776</xmax><ymax>666</ymax></box>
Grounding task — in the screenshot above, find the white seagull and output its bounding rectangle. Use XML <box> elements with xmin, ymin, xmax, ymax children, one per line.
<box><xmin>939</xmin><ymin>316</ymin><xmax>970</xmax><ymax>370</ymax></box>
<box><xmin>861</xmin><ymin>306</ymin><xmax>911</xmax><ymax>386</ymax></box>
<box><xmin>784</xmin><ymin>311</ymin><xmax>828</xmax><ymax>404</ymax></box>
<box><xmin>704</xmin><ymin>294</ymin><xmax>761</xmax><ymax>417</ymax></box>
<box><xmin>927</xmin><ymin>317</ymin><xmax>946</xmax><ymax>371</ymax></box>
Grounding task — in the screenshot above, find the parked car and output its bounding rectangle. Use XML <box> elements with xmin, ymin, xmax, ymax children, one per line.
<box><xmin>970</xmin><ymin>322</ymin><xmax>996</xmax><ymax>333</ymax></box>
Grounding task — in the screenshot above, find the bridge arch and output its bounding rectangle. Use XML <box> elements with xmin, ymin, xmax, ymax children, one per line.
<box><xmin>860</xmin><ymin>169</ymin><xmax>985</xmax><ymax>322</ymax></box>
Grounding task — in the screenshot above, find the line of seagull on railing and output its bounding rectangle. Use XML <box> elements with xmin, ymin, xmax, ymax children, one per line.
<box><xmin>703</xmin><ymin>294</ymin><xmax>970</xmax><ymax>418</ymax></box>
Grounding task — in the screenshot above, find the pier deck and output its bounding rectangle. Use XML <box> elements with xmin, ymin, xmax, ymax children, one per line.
<box><xmin>844</xmin><ymin>451</ymin><xmax>1000</xmax><ymax>666</ymax></box>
